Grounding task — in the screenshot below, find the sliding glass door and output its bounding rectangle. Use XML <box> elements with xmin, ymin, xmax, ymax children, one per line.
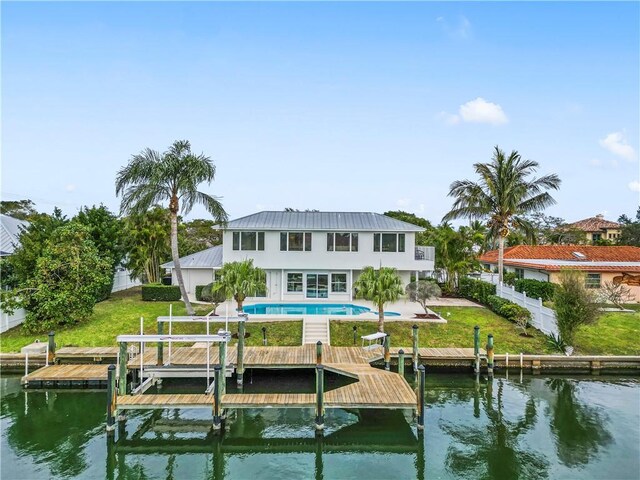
<box><xmin>306</xmin><ymin>274</ymin><xmax>328</xmax><ymax>299</ymax></box>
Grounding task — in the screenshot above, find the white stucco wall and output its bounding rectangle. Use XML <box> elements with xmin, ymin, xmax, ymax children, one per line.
<box><xmin>171</xmin><ymin>268</ymin><xmax>216</xmax><ymax>295</ymax></box>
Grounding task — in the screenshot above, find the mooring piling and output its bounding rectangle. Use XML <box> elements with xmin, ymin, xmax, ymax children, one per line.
<box><xmin>219</xmin><ymin>341</ymin><xmax>227</xmax><ymax>395</ymax></box>
<box><xmin>416</xmin><ymin>364</ymin><xmax>426</xmax><ymax>430</ymax></box>
<box><xmin>316</xmin><ymin>341</ymin><xmax>323</xmax><ymax>365</ymax></box>
<box><xmin>352</xmin><ymin>325</ymin><xmax>357</xmax><ymax>346</ymax></box>
<box><xmin>398</xmin><ymin>349</ymin><xmax>405</xmax><ymax>377</ymax></box>
<box><xmin>384</xmin><ymin>334</ymin><xmax>391</xmax><ymax>371</ymax></box>
<box><xmin>473</xmin><ymin>325</ymin><xmax>480</xmax><ymax>374</ymax></box>
<box><xmin>237</xmin><ymin>313</ymin><xmax>247</xmax><ymax>387</ymax></box>
<box><xmin>106</xmin><ymin>365</ymin><xmax>116</xmax><ymax>433</ymax></box>
<box><xmin>156</xmin><ymin>322</ymin><xmax>164</xmax><ymax>366</ymax></box>
<box><xmin>412</xmin><ymin>324</ymin><xmax>419</xmax><ymax>372</ymax></box>
<box><xmin>118</xmin><ymin>342</ymin><xmax>128</xmax><ymax>395</ymax></box>
<box><xmin>486</xmin><ymin>334</ymin><xmax>494</xmax><ymax>376</ymax></box>
<box><xmin>315</xmin><ymin>364</ymin><xmax>325</xmax><ymax>430</ymax></box>
<box><xmin>262</xmin><ymin>326</ymin><xmax>267</xmax><ymax>346</ymax></box>
<box><xmin>48</xmin><ymin>331</ymin><xmax>56</xmax><ymax>364</ymax></box>
<box><xmin>213</xmin><ymin>365</ymin><xmax>222</xmax><ymax>432</ymax></box>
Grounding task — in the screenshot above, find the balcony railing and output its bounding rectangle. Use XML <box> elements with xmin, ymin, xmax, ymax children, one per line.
<box><xmin>414</xmin><ymin>246</ymin><xmax>435</xmax><ymax>261</ymax></box>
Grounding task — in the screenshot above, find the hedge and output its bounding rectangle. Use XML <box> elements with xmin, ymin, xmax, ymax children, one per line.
<box><xmin>195</xmin><ymin>285</ymin><xmax>206</xmax><ymax>301</ymax></box>
<box><xmin>458</xmin><ymin>277</ymin><xmax>496</xmax><ymax>304</ymax></box>
<box><xmin>514</xmin><ymin>278</ymin><xmax>556</xmax><ymax>302</ymax></box>
<box><xmin>486</xmin><ymin>294</ymin><xmax>531</xmax><ymax>323</ymax></box>
<box><xmin>141</xmin><ymin>284</ymin><xmax>181</xmax><ymax>301</ymax></box>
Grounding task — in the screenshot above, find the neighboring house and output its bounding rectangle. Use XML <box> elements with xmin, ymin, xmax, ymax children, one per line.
<box><xmin>565</xmin><ymin>214</ymin><xmax>622</xmax><ymax>243</ymax></box>
<box><xmin>163</xmin><ymin>211</ymin><xmax>435</xmax><ymax>301</ymax></box>
<box><xmin>0</xmin><ymin>213</ymin><xmax>29</xmax><ymax>257</ymax></box>
<box><xmin>479</xmin><ymin>245</ymin><xmax>640</xmax><ymax>301</ymax></box>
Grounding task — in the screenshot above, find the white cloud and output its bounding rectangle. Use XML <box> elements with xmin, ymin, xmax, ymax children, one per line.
<box><xmin>628</xmin><ymin>180</ymin><xmax>640</xmax><ymax>192</ymax></box>
<box><xmin>417</xmin><ymin>203</ymin><xmax>426</xmax><ymax>214</ymax></box>
<box><xmin>439</xmin><ymin>97</ymin><xmax>509</xmax><ymax>126</ymax></box>
<box><xmin>589</xmin><ymin>158</ymin><xmax>619</xmax><ymax>169</ymax></box>
<box><xmin>396</xmin><ymin>198</ymin><xmax>411</xmax><ymax>208</ymax></box>
<box><xmin>65</xmin><ymin>184</ymin><xmax>76</xmax><ymax>192</ymax></box>
<box><xmin>437</xmin><ymin>15</ymin><xmax>472</xmax><ymax>40</ymax></box>
<box><xmin>599</xmin><ymin>131</ymin><xmax>636</xmax><ymax>161</ymax></box>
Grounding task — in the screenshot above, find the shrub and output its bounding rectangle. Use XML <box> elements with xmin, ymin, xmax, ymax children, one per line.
<box><xmin>459</xmin><ymin>277</ymin><xmax>496</xmax><ymax>304</ymax></box>
<box><xmin>405</xmin><ymin>280</ymin><xmax>442</xmax><ymax>313</ymax></box>
<box><xmin>553</xmin><ymin>270</ymin><xmax>600</xmax><ymax>345</ymax></box>
<box><xmin>503</xmin><ymin>271</ymin><xmax>518</xmax><ymax>286</ymax></box>
<box><xmin>141</xmin><ymin>283</ymin><xmax>181</xmax><ymax>301</ymax></box>
<box><xmin>514</xmin><ymin>278</ymin><xmax>556</xmax><ymax>302</ymax></box>
<box><xmin>201</xmin><ymin>282</ymin><xmax>227</xmax><ymax>315</ymax></box>
<box><xmin>486</xmin><ymin>294</ymin><xmax>531</xmax><ymax>325</ymax></box>
<box><xmin>195</xmin><ymin>285</ymin><xmax>206</xmax><ymax>301</ymax></box>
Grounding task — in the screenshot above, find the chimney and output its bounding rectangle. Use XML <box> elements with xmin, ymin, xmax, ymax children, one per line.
<box><xmin>595</xmin><ymin>214</ymin><xmax>604</xmax><ymax>219</ymax></box>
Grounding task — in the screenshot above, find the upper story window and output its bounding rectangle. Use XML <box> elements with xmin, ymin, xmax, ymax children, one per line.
<box><xmin>585</xmin><ymin>273</ymin><xmax>601</xmax><ymax>289</ymax></box>
<box><xmin>327</xmin><ymin>233</ymin><xmax>358</xmax><ymax>252</ymax></box>
<box><xmin>232</xmin><ymin>232</ymin><xmax>265</xmax><ymax>251</ymax></box>
<box><xmin>280</xmin><ymin>232</ymin><xmax>312</xmax><ymax>251</ymax></box>
<box><xmin>373</xmin><ymin>233</ymin><xmax>405</xmax><ymax>252</ymax></box>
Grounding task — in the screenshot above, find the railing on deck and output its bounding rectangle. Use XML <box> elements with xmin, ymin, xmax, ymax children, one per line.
<box><xmin>414</xmin><ymin>246</ymin><xmax>435</xmax><ymax>261</ymax></box>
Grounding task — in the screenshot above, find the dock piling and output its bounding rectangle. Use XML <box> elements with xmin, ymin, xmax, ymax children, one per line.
<box><xmin>106</xmin><ymin>365</ymin><xmax>116</xmax><ymax>433</ymax></box>
<box><xmin>219</xmin><ymin>341</ymin><xmax>227</xmax><ymax>395</ymax></box>
<box><xmin>412</xmin><ymin>325</ymin><xmax>419</xmax><ymax>372</ymax></box>
<box><xmin>315</xmin><ymin>364</ymin><xmax>325</xmax><ymax>430</ymax></box>
<box><xmin>48</xmin><ymin>331</ymin><xmax>56</xmax><ymax>364</ymax></box>
<box><xmin>237</xmin><ymin>314</ymin><xmax>247</xmax><ymax>387</ymax></box>
<box><xmin>384</xmin><ymin>334</ymin><xmax>391</xmax><ymax>371</ymax></box>
<box><xmin>157</xmin><ymin>322</ymin><xmax>163</xmax><ymax>366</ymax></box>
<box><xmin>352</xmin><ymin>326</ymin><xmax>357</xmax><ymax>346</ymax></box>
<box><xmin>486</xmin><ymin>334</ymin><xmax>494</xmax><ymax>376</ymax></box>
<box><xmin>118</xmin><ymin>342</ymin><xmax>128</xmax><ymax>395</ymax></box>
<box><xmin>262</xmin><ymin>326</ymin><xmax>267</xmax><ymax>346</ymax></box>
<box><xmin>213</xmin><ymin>365</ymin><xmax>222</xmax><ymax>432</ymax></box>
<box><xmin>398</xmin><ymin>349</ymin><xmax>405</xmax><ymax>376</ymax></box>
<box><xmin>417</xmin><ymin>364</ymin><xmax>425</xmax><ymax>430</ymax></box>
<box><xmin>473</xmin><ymin>325</ymin><xmax>480</xmax><ymax>374</ymax></box>
<box><xmin>316</xmin><ymin>341</ymin><xmax>323</xmax><ymax>365</ymax></box>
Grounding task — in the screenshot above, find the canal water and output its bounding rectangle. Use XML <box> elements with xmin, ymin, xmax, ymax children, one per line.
<box><xmin>1</xmin><ymin>372</ymin><xmax>638</xmax><ymax>479</ymax></box>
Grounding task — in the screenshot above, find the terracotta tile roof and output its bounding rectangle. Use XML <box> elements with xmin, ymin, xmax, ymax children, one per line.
<box><xmin>479</xmin><ymin>245</ymin><xmax>640</xmax><ymax>263</ymax></box>
<box><xmin>500</xmin><ymin>260</ymin><xmax>640</xmax><ymax>273</ymax></box>
<box><xmin>565</xmin><ymin>215</ymin><xmax>621</xmax><ymax>232</ymax></box>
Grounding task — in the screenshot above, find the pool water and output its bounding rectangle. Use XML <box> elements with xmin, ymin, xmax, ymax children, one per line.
<box><xmin>242</xmin><ymin>303</ymin><xmax>401</xmax><ymax>316</ymax></box>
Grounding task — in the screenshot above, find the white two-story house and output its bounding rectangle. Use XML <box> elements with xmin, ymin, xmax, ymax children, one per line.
<box><xmin>163</xmin><ymin>211</ymin><xmax>435</xmax><ymax>302</ymax></box>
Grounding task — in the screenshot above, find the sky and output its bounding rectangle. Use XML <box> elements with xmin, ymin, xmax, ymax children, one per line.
<box><xmin>2</xmin><ymin>1</ymin><xmax>639</xmax><ymax>225</ymax></box>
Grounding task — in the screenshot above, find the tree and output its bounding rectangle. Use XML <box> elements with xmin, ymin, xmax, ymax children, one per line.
<box><xmin>18</xmin><ymin>224</ymin><xmax>111</xmax><ymax>332</ymax></box>
<box><xmin>201</xmin><ymin>282</ymin><xmax>227</xmax><ymax>315</ymax></box>
<box><xmin>178</xmin><ymin>218</ymin><xmax>222</xmax><ymax>256</ymax></box>
<box><xmin>0</xmin><ymin>199</ymin><xmax>38</xmax><ymax>220</ymax></box>
<box><xmin>122</xmin><ymin>206</ymin><xmax>171</xmax><ymax>284</ymax></box>
<box><xmin>116</xmin><ymin>140</ymin><xmax>228</xmax><ymax>314</ymax></box>
<box><xmin>213</xmin><ymin>260</ymin><xmax>266</xmax><ymax>312</ymax></box>
<box><xmin>618</xmin><ymin>208</ymin><xmax>640</xmax><ymax>246</ymax></box>
<box><xmin>598</xmin><ymin>281</ymin><xmax>634</xmax><ymax>309</ymax></box>
<box><xmin>353</xmin><ymin>266</ymin><xmax>404</xmax><ymax>332</ymax></box>
<box><xmin>443</xmin><ymin>146</ymin><xmax>561</xmax><ymax>283</ymax></box>
<box><xmin>384</xmin><ymin>210</ymin><xmax>435</xmax><ymax>246</ymax></box>
<box><xmin>405</xmin><ymin>280</ymin><xmax>441</xmax><ymax>314</ymax></box>
<box><xmin>553</xmin><ymin>270</ymin><xmax>600</xmax><ymax>346</ymax></box>
<box><xmin>74</xmin><ymin>204</ymin><xmax>124</xmax><ymax>300</ymax></box>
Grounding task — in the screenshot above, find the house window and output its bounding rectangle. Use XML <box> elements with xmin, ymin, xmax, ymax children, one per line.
<box><xmin>592</xmin><ymin>233</ymin><xmax>602</xmax><ymax>242</ymax></box>
<box><xmin>233</xmin><ymin>232</ymin><xmax>265</xmax><ymax>251</ymax></box>
<box><xmin>585</xmin><ymin>273</ymin><xmax>601</xmax><ymax>289</ymax></box>
<box><xmin>280</xmin><ymin>232</ymin><xmax>312</xmax><ymax>251</ymax></box>
<box><xmin>374</xmin><ymin>233</ymin><xmax>405</xmax><ymax>252</ymax></box>
<box><xmin>331</xmin><ymin>273</ymin><xmax>347</xmax><ymax>293</ymax></box>
<box><xmin>287</xmin><ymin>273</ymin><xmax>303</xmax><ymax>293</ymax></box>
<box><xmin>515</xmin><ymin>268</ymin><xmax>525</xmax><ymax>279</ymax></box>
<box><xmin>327</xmin><ymin>233</ymin><xmax>358</xmax><ymax>252</ymax></box>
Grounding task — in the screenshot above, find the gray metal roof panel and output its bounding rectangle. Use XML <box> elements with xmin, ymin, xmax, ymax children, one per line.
<box><xmin>226</xmin><ymin>211</ymin><xmax>424</xmax><ymax>232</ymax></box>
<box><xmin>0</xmin><ymin>214</ymin><xmax>29</xmax><ymax>256</ymax></box>
<box><xmin>162</xmin><ymin>245</ymin><xmax>223</xmax><ymax>269</ymax></box>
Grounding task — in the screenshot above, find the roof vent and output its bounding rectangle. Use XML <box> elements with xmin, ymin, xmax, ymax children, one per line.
<box><xmin>572</xmin><ymin>251</ymin><xmax>587</xmax><ymax>260</ymax></box>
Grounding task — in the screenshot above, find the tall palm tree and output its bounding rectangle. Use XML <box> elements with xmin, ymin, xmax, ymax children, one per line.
<box><xmin>353</xmin><ymin>266</ymin><xmax>404</xmax><ymax>332</ymax></box>
<box><xmin>116</xmin><ymin>140</ymin><xmax>228</xmax><ymax>314</ymax></box>
<box><xmin>214</xmin><ymin>260</ymin><xmax>267</xmax><ymax>312</ymax></box>
<box><xmin>443</xmin><ymin>146</ymin><xmax>560</xmax><ymax>283</ymax></box>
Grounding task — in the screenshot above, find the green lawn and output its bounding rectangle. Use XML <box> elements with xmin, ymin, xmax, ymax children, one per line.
<box><xmin>574</xmin><ymin>310</ymin><xmax>640</xmax><ymax>355</ymax></box>
<box><xmin>0</xmin><ymin>288</ymin><xmax>302</xmax><ymax>352</ymax></box>
<box><xmin>330</xmin><ymin>306</ymin><xmax>554</xmax><ymax>354</ymax></box>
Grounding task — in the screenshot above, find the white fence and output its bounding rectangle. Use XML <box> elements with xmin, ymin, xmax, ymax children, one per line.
<box><xmin>112</xmin><ymin>269</ymin><xmax>141</xmax><ymax>293</ymax></box>
<box><xmin>477</xmin><ymin>273</ymin><xmax>559</xmax><ymax>336</ymax></box>
<box><xmin>1</xmin><ymin>307</ymin><xmax>26</xmax><ymax>334</ymax></box>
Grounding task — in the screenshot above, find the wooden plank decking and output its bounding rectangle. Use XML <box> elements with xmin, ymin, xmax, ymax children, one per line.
<box><xmin>117</xmin><ymin>394</ymin><xmax>214</xmax><ymax>409</ymax></box>
<box><xmin>22</xmin><ymin>364</ymin><xmax>109</xmax><ymax>386</ymax></box>
<box><xmin>389</xmin><ymin>347</ymin><xmax>486</xmax><ymax>359</ymax></box>
<box><xmin>55</xmin><ymin>347</ymin><xmax>119</xmax><ymax>362</ymax></box>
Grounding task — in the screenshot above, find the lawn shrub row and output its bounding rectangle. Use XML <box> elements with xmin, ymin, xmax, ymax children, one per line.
<box><xmin>458</xmin><ymin>277</ymin><xmax>496</xmax><ymax>304</ymax></box>
<box><xmin>486</xmin><ymin>295</ymin><xmax>532</xmax><ymax>323</ymax></box>
<box><xmin>141</xmin><ymin>284</ymin><xmax>181</xmax><ymax>301</ymax></box>
<box><xmin>513</xmin><ymin>278</ymin><xmax>556</xmax><ymax>301</ymax></box>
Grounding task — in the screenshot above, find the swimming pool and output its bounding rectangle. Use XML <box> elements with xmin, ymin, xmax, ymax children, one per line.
<box><xmin>242</xmin><ymin>303</ymin><xmax>401</xmax><ymax>316</ymax></box>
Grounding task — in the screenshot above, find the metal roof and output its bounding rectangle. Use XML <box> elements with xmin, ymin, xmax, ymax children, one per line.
<box><xmin>161</xmin><ymin>245</ymin><xmax>223</xmax><ymax>269</ymax></box>
<box><xmin>225</xmin><ymin>211</ymin><xmax>424</xmax><ymax>232</ymax></box>
<box><xmin>0</xmin><ymin>214</ymin><xmax>29</xmax><ymax>256</ymax></box>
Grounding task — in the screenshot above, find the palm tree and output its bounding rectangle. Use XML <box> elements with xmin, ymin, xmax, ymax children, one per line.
<box><xmin>443</xmin><ymin>146</ymin><xmax>560</xmax><ymax>283</ymax></box>
<box><xmin>353</xmin><ymin>266</ymin><xmax>404</xmax><ymax>332</ymax></box>
<box><xmin>213</xmin><ymin>260</ymin><xmax>267</xmax><ymax>312</ymax></box>
<box><xmin>116</xmin><ymin>140</ymin><xmax>228</xmax><ymax>315</ymax></box>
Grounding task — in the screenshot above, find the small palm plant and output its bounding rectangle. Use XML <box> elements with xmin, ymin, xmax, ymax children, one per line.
<box><xmin>354</xmin><ymin>267</ymin><xmax>404</xmax><ymax>332</ymax></box>
<box><xmin>213</xmin><ymin>260</ymin><xmax>267</xmax><ymax>312</ymax></box>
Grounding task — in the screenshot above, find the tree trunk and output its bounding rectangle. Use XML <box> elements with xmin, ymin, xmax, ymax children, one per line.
<box><xmin>378</xmin><ymin>302</ymin><xmax>385</xmax><ymax>333</ymax></box>
<box><xmin>498</xmin><ymin>235</ymin><xmax>505</xmax><ymax>284</ymax></box>
<box><xmin>170</xmin><ymin>211</ymin><xmax>194</xmax><ymax>315</ymax></box>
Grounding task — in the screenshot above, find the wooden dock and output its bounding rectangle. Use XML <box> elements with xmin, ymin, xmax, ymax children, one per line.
<box><xmin>22</xmin><ymin>364</ymin><xmax>109</xmax><ymax>387</ymax></box>
<box><xmin>55</xmin><ymin>347</ymin><xmax>119</xmax><ymax>363</ymax></box>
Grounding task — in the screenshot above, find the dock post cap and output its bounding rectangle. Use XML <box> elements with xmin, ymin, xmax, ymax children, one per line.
<box><xmin>238</xmin><ymin>313</ymin><xmax>248</xmax><ymax>321</ymax></box>
<box><xmin>412</xmin><ymin>324</ymin><xmax>418</xmax><ymax>329</ymax></box>
<box><xmin>108</xmin><ymin>364</ymin><xmax>116</xmax><ymax>371</ymax></box>
<box><xmin>316</xmin><ymin>364</ymin><xmax>324</xmax><ymax>370</ymax></box>
<box><xmin>261</xmin><ymin>326</ymin><xmax>266</xmax><ymax>331</ymax></box>
<box><xmin>352</xmin><ymin>325</ymin><xmax>357</xmax><ymax>331</ymax></box>
<box><xmin>399</xmin><ymin>349</ymin><xmax>405</xmax><ymax>354</ymax></box>
<box><xmin>474</xmin><ymin>325</ymin><xmax>480</xmax><ymax>330</ymax></box>
<box><xmin>488</xmin><ymin>333</ymin><xmax>494</xmax><ymax>338</ymax></box>
<box><xmin>214</xmin><ymin>364</ymin><xmax>222</xmax><ymax>371</ymax></box>
<box><xmin>49</xmin><ymin>331</ymin><xmax>55</xmax><ymax>336</ymax></box>
<box><xmin>316</xmin><ymin>340</ymin><xmax>323</xmax><ymax>345</ymax></box>
<box><xmin>418</xmin><ymin>364</ymin><xmax>425</xmax><ymax>371</ymax></box>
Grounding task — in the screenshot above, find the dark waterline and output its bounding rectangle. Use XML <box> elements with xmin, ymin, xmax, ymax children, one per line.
<box><xmin>1</xmin><ymin>372</ymin><xmax>639</xmax><ymax>479</ymax></box>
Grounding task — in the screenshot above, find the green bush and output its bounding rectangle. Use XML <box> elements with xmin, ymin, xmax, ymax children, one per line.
<box><xmin>141</xmin><ymin>283</ymin><xmax>181</xmax><ymax>301</ymax></box>
<box><xmin>486</xmin><ymin>294</ymin><xmax>531</xmax><ymax>323</ymax></box>
<box><xmin>503</xmin><ymin>271</ymin><xmax>518</xmax><ymax>286</ymax></box>
<box><xmin>458</xmin><ymin>277</ymin><xmax>496</xmax><ymax>304</ymax></box>
<box><xmin>195</xmin><ymin>285</ymin><xmax>206</xmax><ymax>301</ymax></box>
<box><xmin>514</xmin><ymin>278</ymin><xmax>556</xmax><ymax>301</ymax></box>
